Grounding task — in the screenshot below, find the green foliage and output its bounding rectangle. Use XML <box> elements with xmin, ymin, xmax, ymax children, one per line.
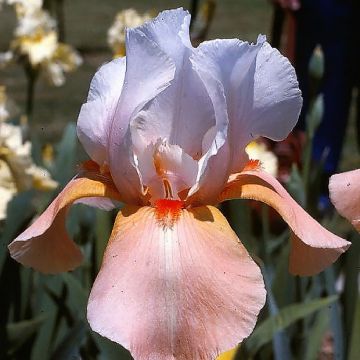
<box><xmin>244</xmin><ymin>295</ymin><xmax>338</xmax><ymax>356</ymax></box>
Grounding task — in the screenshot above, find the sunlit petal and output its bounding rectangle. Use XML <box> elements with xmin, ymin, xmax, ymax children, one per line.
<box><xmin>88</xmin><ymin>205</ymin><xmax>265</xmax><ymax>359</ymax></box>
<box><xmin>108</xmin><ymin>24</ymin><xmax>176</xmax><ymax>204</ymax></box>
<box><xmin>192</xmin><ymin>36</ymin><xmax>302</xmax><ymax>174</ymax></box>
<box><xmin>130</xmin><ymin>9</ymin><xmax>216</xmax><ymax>160</ymax></box>
<box><xmin>77</xmin><ymin>57</ymin><xmax>126</xmax><ymax>166</ymax></box>
<box><xmin>8</xmin><ymin>172</ymin><xmax>122</xmax><ymax>273</ymax></box>
<box><xmin>329</xmin><ymin>169</ymin><xmax>360</xmax><ymax>231</ymax></box>
<box><xmin>219</xmin><ymin>168</ymin><xmax>350</xmax><ymax>275</ymax></box>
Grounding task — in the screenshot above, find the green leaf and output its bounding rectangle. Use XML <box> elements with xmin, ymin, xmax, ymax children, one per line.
<box><xmin>54</xmin><ymin>123</ymin><xmax>77</xmax><ymax>186</ymax></box>
<box><xmin>0</xmin><ymin>191</ymin><xmax>35</xmax><ymax>271</ymax></box>
<box><xmin>324</xmin><ymin>268</ymin><xmax>344</xmax><ymax>359</ymax></box>
<box><xmin>306</xmin><ymin>95</ymin><xmax>323</xmax><ymax>139</ymax></box>
<box><xmin>61</xmin><ymin>272</ymin><xmax>88</xmax><ymax>317</ymax></box>
<box><xmin>244</xmin><ymin>295</ymin><xmax>338</xmax><ymax>355</ymax></box>
<box><xmin>91</xmin><ymin>332</ymin><xmax>133</xmax><ymax>360</ymax></box>
<box><xmin>7</xmin><ymin>315</ymin><xmax>47</xmax><ymax>354</ymax></box>
<box><xmin>304</xmin><ymin>308</ymin><xmax>330</xmax><ymax>360</ymax></box>
<box><xmin>262</xmin><ymin>266</ymin><xmax>292</xmax><ymax>360</ymax></box>
<box><xmin>348</xmin><ymin>295</ymin><xmax>360</xmax><ymax>360</ymax></box>
<box><xmin>286</xmin><ymin>165</ymin><xmax>305</xmax><ymax>207</ymax></box>
<box><xmin>271</xmin><ymin>243</ymin><xmax>295</xmax><ymax>308</ymax></box>
<box><xmin>31</xmin><ymin>275</ymin><xmax>64</xmax><ymax>359</ymax></box>
<box><xmin>222</xmin><ymin>200</ymin><xmax>257</xmax><ymax>253</ymax></box>
<box><xmin>51</xmin><ymin>321</ymin><xmax>87</xmax><ymax>360</ymax></box>
<box><xmin>343</xmin><ymin>232</ymin><xmax>360</xmax><ymax>343</ymax></box>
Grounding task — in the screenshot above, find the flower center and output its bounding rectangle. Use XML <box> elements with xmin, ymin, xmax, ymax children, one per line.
<box><xmin>136</xmin><ymin>138</ymin><xmax>198</xmax><ymax>203</ymax></box>
<box><xmin>154</xmin><ymin>198</ymin><xmax>185</xmax><ymax>227</ymax></box>
<box><xmin>153</xmin><ymin>145</ymin><xmax>175</xmax><ymax>199</ymax></box>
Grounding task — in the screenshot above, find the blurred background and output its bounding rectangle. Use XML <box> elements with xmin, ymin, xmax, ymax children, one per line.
<box><xmin>0</xmin><ymin>0</ymin><xmax>271</xmax><ymax>143</ymax></box>
<box><xmin>0</xmin><ymin>0</ymin><xmax>359</xmax><ymax>359</ymax></box>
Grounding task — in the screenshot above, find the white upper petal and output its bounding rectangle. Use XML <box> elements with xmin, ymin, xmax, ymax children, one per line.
<box><xmin>77</xmin><ymin>57</ymin><xmax>126</xmax><ymax>166</ymax></box>
<box><xmin>192</xmin><ymin>36</ymin><xmax>302</xmax><ymax>176</ymax></box>
<box><xmin>77</xmin><ymin>9</ymin><xmax>302</xmax><ymax>205</ymax></box>
<box><xmin>108</xmin><ymin>25</ymin><xmax>176</xmax><ymax>204</ymax></box>
<box><xmin>129</xmin><ymin>8</ymin><xmax>216</xmax><ymax>160</ymax></box>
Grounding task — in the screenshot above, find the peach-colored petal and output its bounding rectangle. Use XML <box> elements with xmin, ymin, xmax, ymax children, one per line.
<box><xmin>329</xmin><ymin>169</ymin><xmax>360</xmax><ymax>232</ymax></box>
<box><xmin>87</xmin><ymin>205</ymin><xmax>265</xmax><ymax>360</ymax></box>
<box><xmin>8</xmin><ymin>172</ymin><xmax>122</xmax><ymax>274</ymax></box>
<box><xmin>219</xmin><ymin>169</ymin><xmax>350</xmax><ymax>276</ymax></box>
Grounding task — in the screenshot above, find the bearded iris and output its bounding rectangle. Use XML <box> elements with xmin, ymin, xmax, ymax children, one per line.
<box><xmin>8</xmin><ymin>8</ymin><xmax>350</xmax><ymax>360</ymax></box>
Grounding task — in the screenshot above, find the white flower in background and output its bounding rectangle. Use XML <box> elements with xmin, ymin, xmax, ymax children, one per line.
<box><xmin>245</xmin><ymin>141</ymin><xmax>278</xmax><ymax>177</ymax></box>
<box><xmin>44</xmin><ymin>43</ymin><xmax>83</xmax><ymax>86</ymax></box>
<box><xmin>7</xmin><ymin>0</ymin><xmax>43</xmax><ymax>17</ymax></box>
<box><xmin>14</xmin><ymin>8</ymin><xmax>55</xmax><ymax>37</ymax></box>
<box><xmin>0</xmin><ymin>51</ymin><xmax>14</xmax><ymax>68</ymax></box>
<box><xmin>108</xmin><ymin>8</ymin><xmax>151</xmax><ymax>57</ymax></box>
<box><xmin>0</xmin><ymin>86</ymin><xmax>10</xmax><ymax>122</ymax></box>
<box><xmin>14</xmin><ymin>30</ymin><xmax>58</xmax><ymax>65</ymax></box>
<box><xmin>0</xmin><ymin>89</ymin><xmax>58</xmax><ymax>219</ymax></box>
<box><xmin>0</xmin><ymin>85</ymin><xmax>18</xmax><ymax>122</ymax></box>
<box><xmin>1</xmin><ymin>1</ymin><xmax>82</xmax><ymax>86</ymax></box>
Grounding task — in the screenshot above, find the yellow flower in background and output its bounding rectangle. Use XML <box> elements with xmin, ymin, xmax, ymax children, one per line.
<box><xmin>107</xmin><ymin>8</ymin><xmax>151</xmax><ymax>57</ymax></box>
<box><xmin>0</xmin><ymin>121</ymin><xmax>58</xmax><ymax>190</ymax></box>
<box><xmin>0</xmin><ymin>122</ymin><xmax>58</xmax><ymax>219</ymax></box>
<box><xmin>14</xmin><ymin>30</ymin><xmax>58</xmax><ymax>65</ymax></box>
<box><xmin>246</xmin><ymin>140</ymin><xmax>278</xmax><ymax>177</ymax></box>
<box><xmin>0</xmin><ymin>88</ymin><xmax>58</xmax><ymax>219</ymax></box>
<box><xmin>44</xmin><ymin>43</ymin><xmax>83</xmax><ymax>86</ymax></box>
<box><xmin>0</xmin><ymin>0</ymin><xmax>82</xmax><ymax>86</ymax></box>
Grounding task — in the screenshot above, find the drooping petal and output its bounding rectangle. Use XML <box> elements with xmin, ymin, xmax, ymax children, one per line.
<box><xmin>219</xmin><ymin>168</ymin><xmax>350</xmax><ymax>276</ymax></box>
<box><xmin>129</xmin><ymin>9</ymin><xmax>216</xmax><ymax>159</ymax></box>
<box><xmin>192</xmin><ymin>36</ymin><xmax>302</xmax><ymax>174</ymax></box>
<box><xmin>88</xmin><ymin>205</ymin><xmax>265</xmax><ymax>360</ymax></box>
<box><xmin>108</xmin><ymin>23</ymin><xmax>176</xmax><ymax>204</ymax></box>
<box><xmin>77</xmin><ymin>57</ymin><xmax>126</xmax><ymax>166</ymax></box>
<box><xmin>329</xmin><ymin>169</ymin><xmax>360</xmax><ymax>231</ymax></box>
<box><xmin>8</xmin><ymin>172</ymin><xmax>122</xmax><ymax>274</ymax></box>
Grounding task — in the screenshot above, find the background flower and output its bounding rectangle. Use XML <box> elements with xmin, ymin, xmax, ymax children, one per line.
<box><xmin>107</xmin><ymin>8</ymin><xmax>151</xmax><ymax>58</ymax></box>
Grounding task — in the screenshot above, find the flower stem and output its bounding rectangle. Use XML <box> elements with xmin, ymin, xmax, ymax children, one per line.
<box><xmin>55</xmin><ymin>0</ymin><xmax>66</xmax><ymax>42</ymax></box>
<box><xmin>24</xmin><ymin>64</ymin><xmax>39</xmax><ymax>118</ymax></box>
<box><xmin>189</xmin><ymin>0</ymin><xmax>199</xmax><ymax>30</ymax></box>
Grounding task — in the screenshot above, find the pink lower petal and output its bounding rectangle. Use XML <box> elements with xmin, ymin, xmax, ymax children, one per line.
<box><xmin>219</xmin><ymin>169</ymin><xmax>350</xmax><ymax>276</ymax></box>
<box><xmin>8</xmin><ymin>174</ymin><xmax>122</xmax><ymax>274</ymax></box>
<box><xmin>87</xmin><ymin>205</ymin><xmax>265</xmax><ymax>360</ymax></box>
<box><xmin>329</xmin><ymin>169</ymin><xmax>360</xmax><ymax>232</ymax></box>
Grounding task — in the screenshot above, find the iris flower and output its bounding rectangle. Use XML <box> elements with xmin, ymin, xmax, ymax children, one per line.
<box><xmin>330</xmin><ymin>169</ymin><xmax>360</xmax><ymax>232</ymax></box>
<box><xmin>9</xmin><ymin>9</ymin><xmax>350</xmax><ymax>360</ymax></box>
